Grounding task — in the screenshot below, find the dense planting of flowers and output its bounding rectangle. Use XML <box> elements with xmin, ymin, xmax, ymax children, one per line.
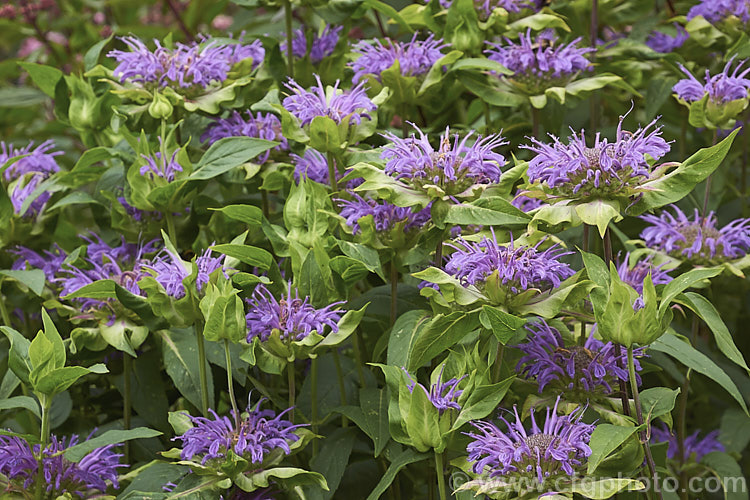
<box><xmin>0</xmin><ymin>1</ymin><xmax>747</xmax><ymax>499</ymax></box>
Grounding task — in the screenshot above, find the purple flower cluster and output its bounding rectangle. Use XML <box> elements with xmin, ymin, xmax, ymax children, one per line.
<box><xmin>404</xmin><ymin>366</ymin><xmax>466</xmax><ymax>414</ymax></box>
<box><xmin>108</xmin><ymin>35</ymin><xmax>264</xmax><ymax>90</ymax></box>
<box><xmin>337</xmin><ymin>194</ymin><xmax>431</xmax><ymax>234</ymax></box>
<box><xmin>11</xmin><ymin>244</ymin><xmax>67</xmax><ymax>282</ymax></box>
<box><xmin>516</xmin><ymin>320</ymin><xmax>644</xmax><ymax>396</ymax></box>
<box><xmin>650</xmin><ymin>424</ymin><xmax>725</xmax><ymax>462</ymax></box>
<box><xmin>646</xmin><ymin>24</ymin><xmax>688</xmax><ymax>53</ymax></box>
<box><xmin>245</xmin><ymin>284</ymin><xmax>344</xmax><ymax>342</ymax></box>
<box><xmin>146</xmin><ymin>248</ymin><xmax>224</xmax><ymax>299</ymax></box>
<box><xmin>466</xmin><ymin>397</ymin><xmax>594</xmax><ymax>485</ymax></box>
<box><xmin>511</xmin><ymin>194</ymin><xmax>544</xmax><ymax>212</ymax></box>
<box><xmin>0</xmin><ymin>433</ymin><xmax>125</xmax><ymax>497</ymax></box>
<box><xmin>523</xmin><ymin>114</ymin><xmax>670</xmax><ymax>199</ymax></box>
<box><xmin>350</xmin><ymin>33</ymin><xmax>447</xmax><ymax>83</ymax></box>
<box><xmin>140</xmin><ymin>147</ymin><xmax>183</xmax><ymax>182</ymax></box>
<box><xmin>1</xmin><ymin>140</ymin><xmax>62</xmax><ymax>217</ymax></box>
<box><xmin>282</xmin><ymin>75</ymin><xmax>376</xmax><ymax>127</ymax></box>
<box><xmin>117</xmin><ymin>196</ymin><xmax>164</xmax><ymax>222</ymax></box>
<box><xmin>673</xmin><ymin>59</ymin><xmax>750</xmax><ymax>104</ymax></box>
<box><xmin>290</xmin><ymin>149</ymin><xmax>330</xmax><ymax>185</ymax></box>
<box><xmin>175</xmin><ymin>398</ymin><xmax>303</xmax><ymax>465</ymax></box>
<box><xmin>640</xmin><ymin>205</ymin><xmax>750</xmax><ymax>264</ymax></box>
<box><xmin>444</xmin><ymin>232</ymin><xmax>574</xmax><ymax>293</ymax></box>
<box><xmin>202</xmin><ymin>111</ymin><xmax>287</xmax><ymax>163</ymax></box>
<box><xmin>687</xmin><ymin>0</ymin><xmax>750</xmax><ymax>23</ymax></box>
<box><xmin>486</xmin><ymin>29</ymin><xmax>593</xmax><ymax>92</ymax></box>
<box><xmin>281</xmin><ymin>25</ymin><xmax>342</xmax><ymax>63</ymax></box>
<box><xmin>381</xmin><ymin>125</ymin><xmax>506</xmax><ymax>195</ymax></box>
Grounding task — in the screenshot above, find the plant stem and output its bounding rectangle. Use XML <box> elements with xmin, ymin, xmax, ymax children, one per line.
<box><xmin>283</xmin><ymin>0</ymin><xmax>294</xmax><ymax>78</ymax></box>
<box><xmin>0</xmin><ymin>283</ymin><xmax>11</xmax><ymax>327</ymax></box>
<box><xmin>195</xmin><ymin>320</ymin><xmax>209</xmax><ymax>416</ymax></box>
<box><xmin>373</xmin><ymin>10</ymin><xmax>387</xmax><ymax>38</ymax></box>
<box><xmin>311</xmin><ymin>357</ymin><xmax>319</xmax><ymax>456</ymax></box>
<box><xmin>676</xmin><ymin>315</ymin><xmax>699</xmax><ymax>500</ymax></box>
<box><xmin>628</xmin><ymin>346</ymin><xmax>663</xmax><ymax>500</ymax></box>
<box><xmin>261</xmin><ymin>190</ymin><xmax>270</xmax><ymax>219</ymax></box>
<box><xmin>531</xmin><ymin>106</ymin><xmax>540</xmax><ymax>138</ymax></box>
<box><xmin>483</xmin><ymin>101</ymin><xmax>491</xmax><ymax>134</ymax></box>
<box><xmin>435</xmin><ymin>451</ymin><xmax>447</xmax><ymax>500</ymax></box>
<box><xmin>390</xmin><ymin>259</ymin><xmax>398</xmax><ymax>326</ymax></box>
<box><xmin>123</xmin><ymin>354</ymin><xmax>133</xmax><ymax>464</ymax></box>
<box><xmin>332</xmin><ymin>350</ymin><xmax>348</xmax><ymax>427</ymax></box>
<box><xmin>351</xmin><ymin>334</ymin><xmax>367</xmax><ymax>388</ymax></box>
<box><xmin>165</xmin><ymin>211</ymin><xmax>178</xmax><ymax>245</ymax></box>
<box><xmin>702</xmin><ymin>130</ymin><xmax>719</xmax><ymax>216</ymax></box>
<box><xmin>288</xmin><ymin>362</ymin><xmax>296</xmax><ymax>420</ymax></box>
<box><xmin>164</xmin><ymin>0</ymin><xmax>194</xmax><ymax>41</ymax></box>
<box><xmin>491</xmin><ymin>342</ymin><xmax>504</xmax><ymax>383</ymax></box>
<box><xmin>326</xmin><ymin>152</ymin><xmax>339</xmax><ymax>192</ymax></box>
<box><xmin>224</xmin><ymin>340</ymin><xmax>240</xmax><ymax>429</ymax></box>
<box><xmin>35</xmin><ymin>395</ymin><xmax>51</xmax><ymax>500</ymax></box>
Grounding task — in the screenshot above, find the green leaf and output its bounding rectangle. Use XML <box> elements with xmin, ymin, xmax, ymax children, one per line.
<box><xmin>190</xmin><ymin>138</ymin><xmax>277</xmax><ymax>180</ymax></box>
<box><xmin>700</xmin><ymin>452</ymin><xmax>748</xmax><ymax>500</ymax></box>
<box><xmin>651</xmin><ymin>333</ymin><xmax>749</xmax><ymax>415</ymax></box>
<box><xmin>387</xmin><ymin>310</ymin><xmax>431</xmax><ymax>368</ymax></box>
<box><xmin>365</xmin><ymin>448</ymin><xmax>429</xmax><ymax>500</ymax></box>
<box><xmin>211</xmin><ymin>204</ymin><xmax>263</xmax><ymax>226</ymax></box>
<box><xmin>444</xmin><ymin>197</ymin><xmax>530</xmax><ymax>227</ymax></box>
<box><xmin>630</xmin><ymin>130</ymin><xmax>739</xmax><ymax>214</ymax></box>
<box><xmin>570</xmin><ymin>478</ymin><xmax>645</xmax><ymax>499</ymax></box>
<box><xmin>212</xmin><ymin>244</ymin><xmax>272</xmax><ymax>270</ymax></box>
<box><xmin>168</xmin><ymin>411</ymin><xmax>195</xmax><ymax>435</ymax></box>
<box><xmin>159</xmin><ymin>329</ymin><xmax>214</xmax><ymax>410</ymax></box>
<box><xmin>452</xmin><ymin>376</ymin><xmax>514</xmax><ymax>431</ymax></box>
<box><xmin>337</xmin><ymin>241</ymin><xmax>386</xmax><ymax>281</ymax></box>
<box><xmin>681</xmin><ymin>292</ymin><xmax>750</xmax><ymax>374</ymax></box>
<box><xmin>407</xmin><ymin>311</ymin><xmax>480</xmax><ymax>371</ymax></box>
<box><xmin>0</xmin><ymin>395</ymin><xmax>41</xmax><ymax>419</ymax></box>
<box><xmin>640</xmin><ymin>387</ymin><xmax>680</xmax><ymax>426</ymax></box>
<box><xmin>479</xmin><ymin>306</ymin><xmax>525</xmax><ymax>344</ymax></box>
<box><xmin>1</xmin><ymin>326</ymin><xmax>32</xmax><ymax>384</ymax></box>
<box><xmin>62</xmin><ymin>279</ymin><xmax>116</xmax><ymax>300</ymax></box>
<box><xmin>587</xmin><ymin>424</ymin><xmax>640</xmax><ymax>474</ymax></box>
<box><xmin>306</xmin><ymin>428</ymin><xmax>356</xmax><ymax>499</ymax></box>
<box><xmin>235</xmin><ymin>467</ymin><xmax>328</xmax><ymax>492</ymax></box>
<box><xmin>63</xmin><ymin>427</ymin><xmax>162</xmax><ymax>462</ymax></box>
<box><xmin>658</xmin><ymin>268</ymin><xmax>722</xmax><ymax>316</ymax></box>
<box><xmin>309</xmin><ymin>116</ymin><xmax>342</xmax><ymax>154</ymax></box>
<box><xmin>33</xmin><ymin>364</ymin><xmax>108</xmax><ymax>396</ymax></box>
<box><xmin>574</xmin><ymin>200</ymin><xmax>622</xmax><ymax>238</ymax></box>
<box><xmin>83</xmin><ymin>35</ymin><xmax>113</xmax><ymax>71</ymax></box>
<box><xmin>17</xmin><ymin>62</ymin><xmax>63</xmax><ymax>97</ymax></box>
<box><xmin>47</xmin><ymin>191</ymin><xmax>103</xmax><ymax>211</ymax></box>
<box><xmin>0</xmin><ymin>269</ymin><xmax>45</xmax><ymax>296</ymax></box>
<box><xmin>317</xmin><ymin>305</ymin><xmax>368</xmax><ymax>349</ymax></box>
<box><xmin>404</xmin><ymin>383</ymin><xmax>441</xmax><ymax>452</ymax></box>
<box><xmin>361</xmin><ymin>0</ymin><xmax>413</xmax><ymax>33</ymax></box>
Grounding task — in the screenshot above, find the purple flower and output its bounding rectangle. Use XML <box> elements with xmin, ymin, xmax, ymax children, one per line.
<box><xmin>174</xmin><ymin>397</ymin><xmax>303</xmax><ymax>465</ymax></box>
<box><xmin>350</xmin><ymin>33</ymin><xmax>448</xmax><ymax>83</ymax></box>
<box><xmin>291</xmin><ymin>149</ymin><xmax>331</xmax><ymax>184</ymax></box>
<box><xmin>11</xmin><ymin>244</ymin><xmax>67</xmax><ymax>282</ymax></box>
<box><xmin>444</xmin><ymin>232</ymin><xmax>574</xmax><ymax>293</ymax></box>
<box><xmin>336</xmin><ymin>194</ymin><xmax>431</xmax><ymax>234</ymax></box>
<box><xmin>486</xmin><ymin>29</ymin><xmax>594</xmax><ymax>92</ymax></box>
<box><xmin>1</xmin><ymin>140</ymin><xmax>62</xmax><ymax>217</ymax></box>
<box><xmin>522</xmin><ymin>114</ymin><xmax>670</xmax><ymax>199</ymax></box>
<box><xmin>281</xmin><ymin>25</ymin><xmax>342</xmax><ymax>63</ymax></box>
<box><xmin>516</xmin><ymin>319</ymin><xmax>645</xmax><ymax>396</ymax></box>
<box><xmin>511</xmin><ymin>194</ymin><xmax>544</xmax><ymax>212</ymax></box>
<box><xmin>1</xmin><ymin>140</ymin><xmax>61</xmax><ymax>181</ymax></box>
<box><xmin>404</xmin><ymin>365</ymin><xmax>466</xmax><ymax>414</ymax></box>
<box><xmin>245</xmin><ymin>284</ymin><xmax>344</xmax><ymax>342</ymax></box>
<box><xmin>646</xmin><ymin>24</ymin><xmax>688</xmax><ymax>53</ymax></box>
<box><xmin>282</xmin><ymin>74</ymin><xmax>376</xmax><ymax>127</ymax></box>
<box><xmin>56</xmin><ymin>235</ymin><xmax>158</xmax><ymax>313</ymax></box>
<box><xmin>381</xmin><ymin>125</ymin><xmax>506</xmax><ymax>195</ymax></box>
<box><xmin>616</xmin><ymin>253</ymin><xmax>673</xmax><ymax>309</ymax></box>
<box><xmin>673</xmin><ymin>59</ymin><xmax>750</xmax><ymax>104</ymax></box>
<box><xmin>466</xmin><ymin>397</ymin><xmax>594</xmax><ymax>485</ymax></box>
<box><xmin>640</xmin><ymin>205</ymin><xmax>750</xmax><ymax>264</ymax></box>
<box><xmin>687</xmin><ymin>0</ymin><xmax>750</xmax><ymax>23</ymax></box>
<box><xmin>201</xmin><ymin>111</ymin><xmax>287</xmax><ymax>164</ymax></box>
<box><xmin>146</xmin><ymin>247</ymin><xmax>224</xmax><ymax>299</ymax></box>
<box><xmin>0</xmin><ymin>433</ymin><xmax>125</xmax><ymax>497</ymax></box>
<box><xmin>117</xmin><ymin>196</ymin><xmax>164</xmax><ymax>221</ymax></box>
<box><xmin>108</xmin><ymin>35</ymin><xmax>264</xmax><ymax>90</ymax></box>
<box><xmin>140</xmin><ymin>147</ymin><xmax>183</xmax><ymax>182</ymax></box>
<box><xmin>650</xmin><ymin>424</ymin><xmax>725</xmax><ymax>462</ymax></box>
